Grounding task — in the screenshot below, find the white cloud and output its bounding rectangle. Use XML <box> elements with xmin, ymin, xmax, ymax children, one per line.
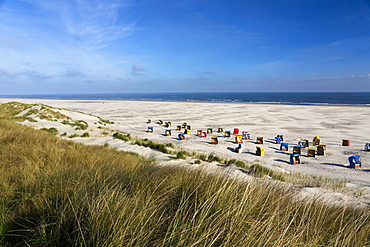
<box><xmin>62</xmin><ymin>70</ymin><xmax>84</xmax><ymax>77</ymax></box>
<box><xmin>131</xmin><ymin>65</ymin><xmax>145</xmax><ymax>75</ymax></box>
<box><xmin>0</xmin><ymin>68</ymin><xmax>19</xmax><ymax>78</ymax></box>
<box><xmin>0</xmin><ymin>0</ymin><xmax>139</xmax><ymax>89</ymax></box>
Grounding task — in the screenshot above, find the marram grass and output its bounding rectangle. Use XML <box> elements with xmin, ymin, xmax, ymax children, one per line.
<box><xmin>0</xmin><ymin>120</ymin><xmax>369</xmax><ymax>246</ymax></box>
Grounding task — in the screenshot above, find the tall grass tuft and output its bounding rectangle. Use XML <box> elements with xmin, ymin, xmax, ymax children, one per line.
<box><xmin>113</xmin><ymin>132</ymin><xmax>131</xmax><ymax>142</ymax></box>
<box><xmin>0</xmin><ymin>120</ymin><xmax>369</xmax><ymax>246</ymax></box>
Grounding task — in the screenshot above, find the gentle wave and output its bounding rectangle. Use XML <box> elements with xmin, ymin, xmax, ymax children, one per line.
<box><xmin>1</xmin><ymin>92</ymin><xmax>370</xmax><ymax>106</ymax></box>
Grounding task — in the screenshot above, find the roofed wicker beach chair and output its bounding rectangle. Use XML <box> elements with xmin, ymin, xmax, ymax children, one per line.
<box><xmin>256</xmin><ymin>146</ymin><xmax>264</xmax><ymax>156</ymax></box>
<box><xmin>348</xmin><ymin>155</ymin><xmax>361</xmax><ymax>168</ymax></box>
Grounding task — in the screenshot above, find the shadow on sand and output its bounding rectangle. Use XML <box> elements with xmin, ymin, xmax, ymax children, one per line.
<box><xmin>274</xmin><ymin>159</ymin><xmax>290</xmax><ymax>164</ymax></box>
<box><xmin>321</xmin><ymin>162</ymin><xmax>348</xmax><ymax>169</ymax></box>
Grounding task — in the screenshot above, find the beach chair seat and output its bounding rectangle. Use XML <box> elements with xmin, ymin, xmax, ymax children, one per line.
<box><xmin>197</xmin><ymin>130</ymin><xmax>202</xmax><ymax>136</ymax></box>
<box><xmin>165</xmin><ymin>129</ymin><xmax>171</xmax><ymax>136</ymax></box>
<box><xmin>275</xmin><ymin>136</ymin><xmax>281</xmax><ymax>144</ymax></box>
<box><xmin>290</xmin><ymin>154</ymin><xmax>300</xmax><ymax>165</ymax></box>
<box><xmin>201</xmin><ymin>132</ymin><xmax>207</xmax><ymax>137</ymax></box>
<box><xmin>302</xmin><ymin>140</ymin><xmax>309</xmax><ymax>148</ymax></box>
<box><xmin>146</xmin><ymin>119</ymin><xmax>151</xmax><ymax>124</ymax></box>
<box><xmin>176</xmin><ymin>125</ymin><xmax>182</xmax><ymax>131</ymax></box>
<box><xmin>307</xmin><ymin>148</ymin><xmax>316</xmax><ymax>157</ymax></box>
<box><xmin>157</xmin><ymin>120</ymin><xmax>163</xmax><ymax>125</ymax></box>
<box><xmin>348</xmin><ymin>155</ymin><xmax>361</xmax><ymax>168</ymax></box>
<box><xmin>211</xmin><ymin>136</ymin><xmax>218</xmax><ymax>144</ymax></box>
<box><xmin>280</xmin><ymin>142</ymin><xmax>289</xmax><ymax>151</ymax></box>
<box><xmin>182</xmin><ymin>122</ymin><xmax>187</xmax><ymax>129</ymax></box>
<box><xmin>342</xmin><ymin>139</ymin><xmax>350</xmax><ymax>146</ymax></box>
<box><xmin>235</xmin><ymin>135</ymin><xmax>243</xmax><ymax>144</ymax></box>
<box><xmin>365</xmin><ymin>143</ymin><xmax>370</xmax><ymax>151</ymax></box>
<box><xmin>207</xmin><ymin>128</ymin><xmax>213</xmax><ymax>134</ymax></box>
<box><xmin>242</xmin><ymin>131</ymin><xmax>250</xmax><ymax>140</ymax></box>
<box><xmin>218</xmin><ymin>127</ymin><xmax>223</xmax><ymax>133</ymax></box>
<box><xmin>313</xmin><ymin>136</ymin><xmax>320</xmax><ymax>145</ymax></box>
<box><xmin>256</xmin><ymin>137</ymin><xmax>263</xmax><ymax>144</ymax></box>
<box><xmin>178</xmin><ymin>133</ymin><xmax>185</xmax><ymax>140</ymax></box>
<box><xmin>256</xmin><ymin>146</ymin><xmax>264</xmax><ymax>156</ymax></box>
<box><xmin>233</xmin><ymin>128</ymin><xmax>239</xmax><ymax>135</ymax></box>
<box><xmin>317</xmin><ymin>145</ymin><xmax>326</xmax><ymax>155</ymax></box>
<box><xmin>187</xmin><ymin>125</ymin><xmax>192</xmax><ymax>130</ymax></box>
<box><xmin>184</xmin><ymin>129</ymin><xmax>190</xmax><ymax>135</ymax></box>
<box><xmin>224</xmin><ymin>131</ymin><xmax>231</xmax><ymax>137</ymax></box>
<box><xmin>147</xmin><ymin>126</ymin><xmax>154</xmax><ymax>133</ymax></box>
<box><xmin>293</xmin><ymin>146</ymin><xmax>301</xmax><ymax>155</ymax></box>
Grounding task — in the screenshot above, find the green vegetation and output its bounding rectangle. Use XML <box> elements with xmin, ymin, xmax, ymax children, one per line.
<box><xmin>197</xmin><ymin>153</ymin><xmax>222</xmax><ymax>163</ymax></box>
<box><xmin>134</xmin><ymin>138</ymin><xmax>171</xmax><ymax>154</ymax></box>
<box><xmin>0</xmin><ymin>101</ymin><xmax>71</xmax><ymax>122</ymax></box>
<box><xmin>68</xmin><ymin>133</ymin><xmax>80</xmax><ymax>138</ymax></box>
<box><xmin>98</xmin><ymin>117</ymin><xmax>115</xmax><ymax>124</ymax></box>
<box><xmin>199</xmin><ymin>153</ymin><xmax>208</xmax><ymax>161</ymax></box>
<box><xmin>165</xmin><ymin>142</ymin><xmax>174</xmax><ymax>148</ymax></box>
<box><xmin>224</xmin><ymin>158</ymin><xmax>247</xmax><ymax>169</ymax></box>
<box><xmin>207</xmin><ymin>154</ymin><xmax>222</xmax><ymax>163</ymax></box>
<box><xmin>40</xmin><ymin>127</ymin><xmax>58</xmax><ymax>135</ymax></box>
<box><xmin>113</xmin><ymin>132</ymin><xmax>131</xmax><ymax>142</ymax></box>
<box><xmin>0</xmin><ymin>121</ymin><xmax>369</xmax><ymax>246</ymax></box>
<box><xmin>249</xmin><ymin>163</ymin><xmax>287</xmax><ymax>181</ymax></box>
<box><xmin>176</xmin><ymin>151</ymin><xmax>187</xmax><ymax>159</ymax></box>
<box><xmin>81</xmin><ymin>132</ymin><xmax>90</xmax><ymax>137</ymax></box>
<box><xmin>62</xmin><ymin>120</ymin><xmax>88</xmax><ymax>130</ymax></box>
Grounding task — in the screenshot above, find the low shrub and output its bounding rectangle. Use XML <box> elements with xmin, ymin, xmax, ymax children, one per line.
<box><xmin>81</xmin><ymin>132</ymin><xmax>90</xmax><ymax>137</ymax></box>
<box><xmin>62</xmin><ymin>120</ymin><xmax>88</xmax><ymax>130</ymax></box>
<box><xmin>176</xmin><ymin>151</ymin><xmax>187</xmax><ymax>159</ymax></box>
<box><xmin>249</xmin><ymin>164</ymin><xmax>286</xmax><ymax>181</ymax></box>
<box><xmin>199</xmin><ymin>153</ymin><xmax>207</xmax><ymax>161</ymax></box>
<box><xmin>208</xmin><ymin>154</ymin><xmax>222</xmax><ymax>163</ymax></box>
<box><xmin>40</xmin><ymin>127</ymin><xmax>58</xmax><ymax>135</ymax></box>
<box><xmin>157</xmin><ymin>144</ymin><xmax>170</xmax><ymax>154</ymax></box>
<box><xmin>165</xmin><ymin>143</ymin><xmax>174</xmax><ymax>148</ymax></box>
<box><xmin>113</xmin><ymin>132</ymin><xmax>131</xmax><ymax>142</ymax></box>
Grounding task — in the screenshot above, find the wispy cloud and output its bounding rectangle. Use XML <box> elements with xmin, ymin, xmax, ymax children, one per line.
<box><xmin>62</xmin><ymin>70</ymin><xmax>84</xmax><ymax>77</ymax></box>
<box><xmin>0</xmin><ymin>68</ymin><xmax>19</xmax><ymax>78</ymax></box>
<box><xmin>131</xmin><ymin>65</ymin><xmax>145</xmax><ymax>75</ymax></box>
<box><xmin>0</xmin><ymin>0</ymin><xmax>138</xmax><ymax>90</ymax></box>
<box><xmin>20</xmin><ymin>0</ymin><xmax>134</xmax><ymax>50</ymax></box>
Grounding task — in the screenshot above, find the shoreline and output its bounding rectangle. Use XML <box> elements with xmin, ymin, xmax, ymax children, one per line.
<box><xmin>0</xmin><ymin>95</ymin><xmax>369</xmax><ymax>107</ymax></box>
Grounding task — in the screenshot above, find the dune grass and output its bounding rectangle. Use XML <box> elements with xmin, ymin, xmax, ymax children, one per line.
<box><xmin>0</xmin><ymin>120</ymin><xmax>369</xmax><ymax>246</ymax></box>
<box><xmin>0</xmin><ymin>101</ymin><xmax>71</xmax><ymax>122</ymax></box>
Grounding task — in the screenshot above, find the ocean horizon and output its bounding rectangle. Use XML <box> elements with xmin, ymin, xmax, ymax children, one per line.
<box><xmin>1</xmin><ymin>92</ymin><xmax>369</xmax><ymax>106</ymax></box>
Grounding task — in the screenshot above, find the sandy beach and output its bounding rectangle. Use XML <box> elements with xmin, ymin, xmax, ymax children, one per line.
<box><xmin>1</xmin><ymin>98</ymin><xmax>370</xmax><ymax>206</ymax></box>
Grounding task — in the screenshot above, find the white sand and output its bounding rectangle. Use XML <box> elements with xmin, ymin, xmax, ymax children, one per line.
<box><xmin>1</xmin><ymin>98</ymin><xmax>369</xmax><ymax>207</ymax></box>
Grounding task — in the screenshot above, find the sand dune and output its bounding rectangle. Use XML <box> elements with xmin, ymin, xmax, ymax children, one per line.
<box><xmin>1</xmin><ymin>98</ymin><xmax>369</xmax><ymax>206</ymax></box>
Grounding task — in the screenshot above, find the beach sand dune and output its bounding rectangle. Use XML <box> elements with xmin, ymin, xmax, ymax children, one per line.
<box><xmin>2</xmin><ymin>98</ymin><xmax>369</xmax><ymax>206</ymax></box>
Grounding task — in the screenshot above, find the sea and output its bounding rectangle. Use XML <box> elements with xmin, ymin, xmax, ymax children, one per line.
<box><xmin>1</xmin><ymin>92</ymin><xmax>370</xmax><ymax>106</ymax></box>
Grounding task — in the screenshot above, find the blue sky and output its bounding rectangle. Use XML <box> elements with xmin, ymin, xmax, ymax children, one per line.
<box><xmin>1</xmin><ymin>0</ymin><xmax>370</xmax><ymax>94</ymax></box>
